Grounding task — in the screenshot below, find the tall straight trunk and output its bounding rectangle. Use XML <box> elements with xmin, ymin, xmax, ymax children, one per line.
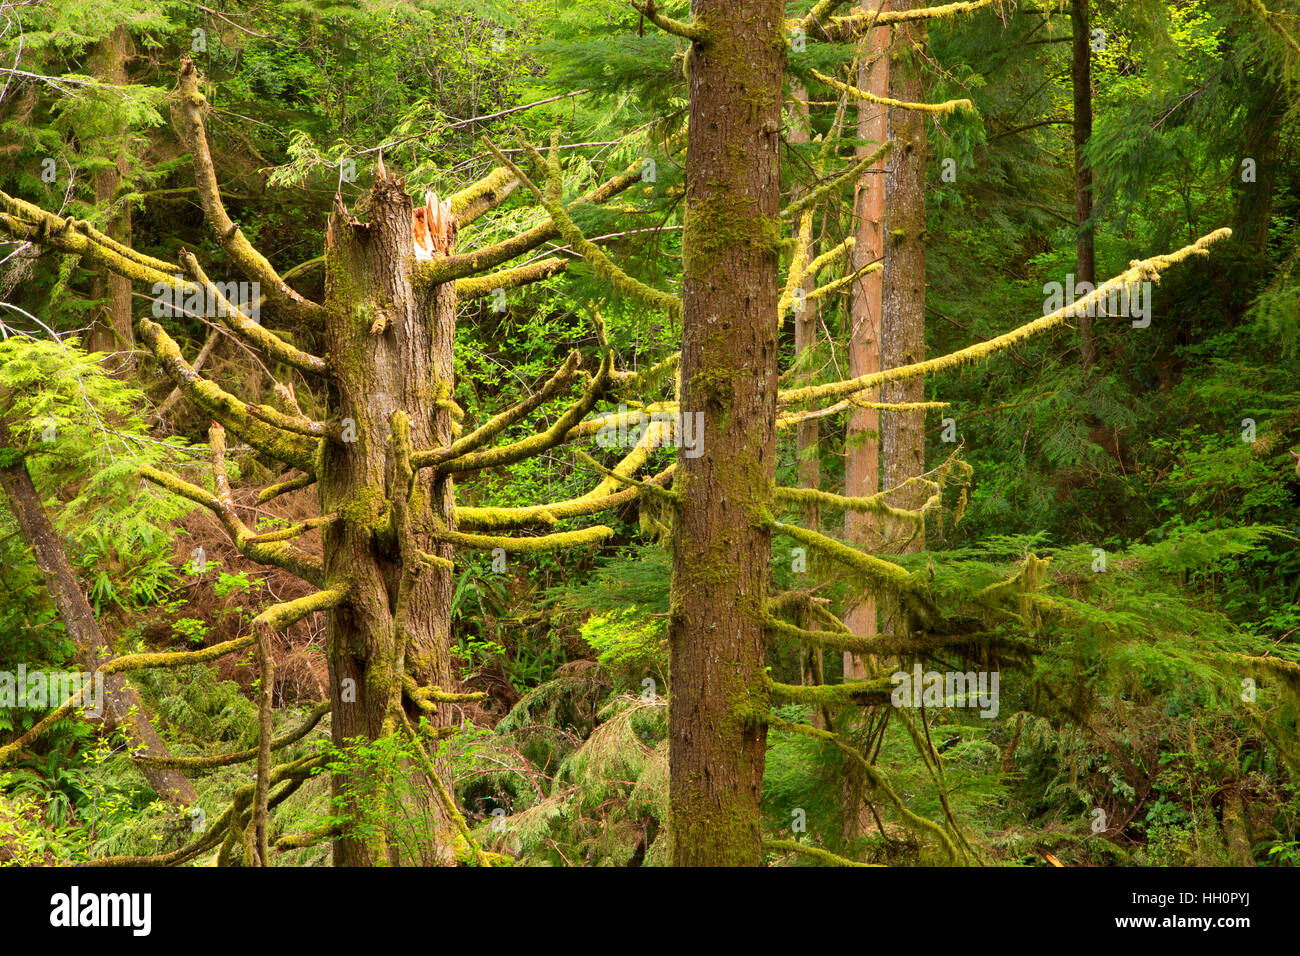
<box><xmin>881</xmin><ymin>0</ymin><xmax>928</xmax><ymax>583</ymax></box>
<box><xmin>321</xmin><ymin>169</ymin><xmax>459</xmax><ymax>866</ymax></box>
<box><xmin>86</xmin><ymin>28</ymin><xmax>135</xmax><ymax>369</ymax></box>
<box><xmin>840</xmin><ymin>8</ymin><xmax>892</xmax><ymax>845</ymax></box>
<box><xmin>1072</xmin><ymin>0</ymin><xmax>1096</xmax><ymax>368</ymax></box>
<box><xmin>0</xmin><ymin>420</ymin><xmax>196</xmax><ymax>806</ymax></box>
<box><xmin>670</xmin><ymin>0</ymin><xmax>784</xmax><ymax>867</ymax></box>
<box><xmin>844</xmin><ymin>8</ymin><xmax>890</xmax><ymax>679</ymax></box>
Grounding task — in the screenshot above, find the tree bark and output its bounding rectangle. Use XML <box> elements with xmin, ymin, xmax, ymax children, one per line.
<box><xmin>881</xmin><ymin>0</ymin><xmax>928</xmax><ymax>599</ymax></box>
<box><xmin>321</xmin><ymin>169</ymin><xmax>460</xmax><ymax>866</ymax></box>
<box><xmin>669</xmin><ymin>0</ymin><xmax>784</xmax><ymax>867</ymax></box>
<box><xmin>841</xmin><ymin>5</ymin><xmax>892</xmax><ymax>845</ymax></box>
<box><xmin>1071</xmin><ymin>0</ymin><xmax>1096</xmax><ymax>368</ymax></box>
<box><xmin>844</xmin><ymin>7</ymin><xmax>891</xmax><ymax>680</ymax></box>
<box><xmin>0</xmin><ymin>420</ymin><xmax>196</xmax><ymax>806</ymax></box>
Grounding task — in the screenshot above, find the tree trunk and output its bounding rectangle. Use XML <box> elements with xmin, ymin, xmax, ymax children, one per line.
<box><xmin>85</xmin><ymin>27</ymin><xmax>135</xmax><ymax>370</ymax></box>
<box><xmin>1071</xmin><ymin>0</ymin><xmax>1097</xmax><ymax>369</ymax></box>
<box><xmin>321</xmin><ymin>169</ymin><xmax>459</xmax><ymax>866</ymax></box>
<box><xmin>841</xmin><ymin>7</ymin><xmax>892</xmax><ymax>845</ymax></box>
<box><xmin>669</xmin><ymin>0</ymin><xmax>784</xmax><ymax>867</ymax></box>
<box><xmin>844</xmin><ymin>8</ymin><xmax>890</xmax><ymax>680</ymax></box>
<box><xmin>881</xmin><ymin>0</ymin><xmax>928</xmax><ymax>610</ymax></box>
<box><xmin>0</xmin><ymin>420</ymin><xmax>196</xmax><ymax>806</ymax></box>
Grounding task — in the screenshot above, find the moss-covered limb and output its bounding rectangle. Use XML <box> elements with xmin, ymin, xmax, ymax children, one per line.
<box><xmin>435</xmin><ymin>523</ymin><xmax>614</xmax><ymax>553</ymax></box>
<box><xmin>768</xmin><ymin>675</ymin><xmax>895</xmax><ymax>706</ymax></box>
<box><xmin>456</xmin><ymin>257</ymin><xmax>569</xmax><ymax>300</ymax></box>
<box><xmin>971</xmin><ymin>554</ymin><xmax>1051</xmax><ymax>625</ymax></box>
<box><xmin>764</xmin><ymin>614</ymin><xmax>882</xmax><ymax>654</ymax></box>
<box><xmin>497</xmin><ymin>135</ymin><xmax>683</xmax><ymax>318</ymax></box>
<box><xmin>176</xmin><ymin>248</ymin><xmax>328</xmax><ymax>376</ymax></box>
<box><xmin>173</xmin><ymin>58</ymin><xmax>324</xmax><ymax>326</ymax></box>
<box><xmin>609</xmin><ymin>350</ymin><xmax>681</xmax><ymax>395</ymax></box>
<box><xmin>153</xmin><ymin>328</ymin><xmax>221</xmax><ymax>424</ymax></box>
<box><xmin>1235</xmin><ymin>654</ymin><xmax>1300</xmax><ymax>700</ymax></box>
<box><xmin>448</xmin><ymin>166</ymin><xmax>519</xmax><ymax>224</ymax></box>
<box><xmin>783</xmin><ymin>142</ymin><xmax>892</xmax><ymax>222</ymax></box>
<box><xmin>573</xmin><ymin>448</ymin><xmax>680</xmax><ymax>504</ymax></box>
<box><xmin>802</xmin><ymin>236</ymin><xmax>855</xmax><ymax>282</ymax></box>
<box><xmin>246</xmin><ymin>399</ymin><xmax>338</xmax><ymax>439</ymax></box>
<box><xmin>456</xmin><ymin>463</ymin><xmax>676</xmax><ymax>531</ymax></box>
<box><xmin>812</xmin><ymin>68</ymin><xmax>973</xmax><ymax>114</ymax></box>
<box><xmin>415</xmin><ymin>352</ymin><xmax>582</xmax><ymax>471</ymax></box>
<box><xmin>402</xmin><ymin>673</ymin><xmax>488</xmax><ymax>706</ymax></box>
<box><xmin>789</xmin><ymin>0</ymin><xmax>857</xmax><ymax>34</ymax></box>
<box><xmin>564</xmin><ymin>400</ymin><xmax>679</xmax><ymax>440</ymax></box>
<box><xmin>274</xmin><ymin>824</ymin><xmax>343</xmax><ymax>851</ymax></box>
<box><xmin>774</xmin><ymin>484</ymin><xmax>923</xmax><ymax>527</ymax></box>
<box><xmin>766</xmin><ymin>588</ymin><xmax>824</xmax><ymax>619</ymax></box>
<box><xmin>781</xmin><ymin>228</ymin><xmax>861</xmax><ymax>313</ymax></box>
<box><xmin>252</xmin><ymin>587</ymin><xmax>349</xmax><ymax>632</ymax></box>
<box><xmin>777</xmin><ymin>397</ymin><xmax>948</xmax><ymax>430</ymax></box>
<box><xmin>213</xmin><ymin>422</ymin><xmax>330</xmax><ymax>587</ymax></box>
<box><xmin>0</xmin><ymin>634</ymin><xmax>259</xmax><ymax>767</ymax></box>
<box><xmin>631</xmin><ymin>0</ymin><xmax>711</xmax><ymax>41</ymax></box>
<box><xmin>769</xmin><ymin>519</ymin><xmax>939</xmax><ymax>625</ymax></box>
<box><xmin>779</xmin><ymin>209</ymin><xmax>816</xmax><ymax>316</ymax></box>
<box><xmin>438</xmin><ymin>350</ymin><xmax>614</xmax><ymax>476</ymax></box>
<box><xmin>416</xmin><ymin>148</ymin><xmax>663</xmax><ymax>286</ymax></box>
<box><xmin>109</xmin><ymin>634</ymin><xmax>260</xmax><ymax>675</ymax></box>
<box><xmin>577</xmin><ymin>419</ymin><xmax>676</xmax><ymax>498</ymax></box>
<box><xmin>0</xmin><ymin>200</ymin><xmax>180</xmax><ymax>290</ymax></box>
<box><xmin>771</xmin><ymin>716</ymin><xmax>963</xmax><ymax>862</ymax></box>
<box><xmin>246</xmin><ymin>515</ymin><xmax>336</xmax><ymax>544</ymax></box>
<box><xmin>807</xmin><ymin>260</ymin><xmax>881</xmax><ymax>303</ymax></box>
<box><xmin>764</xmin><ymin>838</ymin><xmax>883</xmax><ymax>867</ymax></box>
<box><xmin>833</xmin><ymin>0</ymin><xmax>995</xmax><ymax>29</ymax></box>
<box><xmin>257</xmin><ymin>471</ymin><xmax>317</xmax><ymax>505</ymax></box>
<box><xmin>15</xmin><ymin>192</ymin><xmax>174</xmax><ymax>274</ymax></box>
<box><xmin>139</xmin><ymin>465</ymin><xmax>325</xmax><ymax>587</ymax></box>
<box><xmin>0</xmin><ymin>696</ymin><xmax>87</xmax><ymax>767</ymax></box>
<box><xmin>781</xmin><ymin>229</ymin><xmax>1233</xmax><ymax>408</ymax></box>
<box><xmin>1244</xmin><ymin>0</ymin><xmax>1300</xmax><ymax>55</ymax></box>
<box><xmin>135</xmin><ymin>701</ymin><xmax>331</xmax><ymax>770</ymax></box>
<box><xmin>135</xmin><ymin>318</ymin><xmax>316</xmax><ymax>472</ymax></box>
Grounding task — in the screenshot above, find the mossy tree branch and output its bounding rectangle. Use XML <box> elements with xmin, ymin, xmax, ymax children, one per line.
<box><xmin>135</xmin><ymin>319</ymin><xmax>317</xmax><ymax>472</ymax></box>
<box><xmin>173</xmin><ymin>58</ymin><xmax>325</xmax><ymax>326</ymax></box>
<box><xmin>779</xmin><ymin>230</ymin><xmax>1233</xmax><ymax>408</ymax></box>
